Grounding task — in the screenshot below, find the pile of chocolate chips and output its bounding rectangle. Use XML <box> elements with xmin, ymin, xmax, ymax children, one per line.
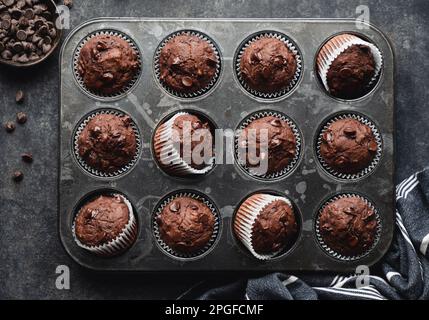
<box><xmin>0</xmin><ymin>0</ymin><xmax>58</xmax><ymax>63</ymax></box>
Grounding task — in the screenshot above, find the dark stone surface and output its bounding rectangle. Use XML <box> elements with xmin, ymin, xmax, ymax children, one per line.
<box><xmin>0</xmin><ymin>0</ymin><xmax>428</xmax><ymax>299</ymax></box>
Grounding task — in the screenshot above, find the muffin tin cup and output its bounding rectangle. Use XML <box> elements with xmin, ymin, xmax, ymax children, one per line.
<box><xmin>316</xmin><ymin>33</ymin><xmax>383</xmax><ymax>95</ymax></box>
<box><xmin>73</xmin><ymin>109</ymin><xmax>142</xmax><ymax>178</ymax></box>
<box><xmin>152</xmin><ymin>191</ymin><xmax>220</xmax><ymax>260</ymax></box>
<box><xmin>73</xmin><ymin>29</ymin><xmax>142</xmax><ymax>99</ymax></box>
<box><xmin>235</xmin><ymin>110</ymin><xmax>302</xmax><ymax>180</ymax></box>
<box><xmin>153</xmin><ymin>112</ymin><xmax>215</xmax><ymax>176</ymax></box>
<box><xmin>234</xmin><ymin>194</ymin><xmax>294</xmax><ymax>260</ymax></box>
<box><xmin>153</xmin><ymin>30</ymin><xmax>222</xmax><ymax>99</ymax></box>
<box><xmin>315</xmin><ymin>193</ymin><xmax>382</xmax><ymax>261</ymax></box>
<box><xmin>316</xmin><ymin>112</ymin><xmax>382</xmax><ymax>181</ymax></box>
<box><xmin>234</xmin><ymin>31</ymin><xmax>303</xmax><ymax>100</ymax></box>
<box><xmin>72</xmin><ymin>194</ymin><xmax>138</xmax><ymax>257</ymax></box>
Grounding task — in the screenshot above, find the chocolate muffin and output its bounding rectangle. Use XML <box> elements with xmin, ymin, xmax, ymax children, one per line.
<box><xmin>317</xmin><ymin>34</ymin><xmax>381</xmax><ymax>100</ymax></box>
<box><xmin>158</xmin><ymin>34</ymin><xmax>218</xmax><ymax>94</ymax></box>
<box><xmin>238</xmin><ymin>115</ymin><xmax>297</xmax><ymax>176</ymax></box>
<box><xmin>326</xmin><ymin>45</ymin><xmax>376</xmax><ymax>99</ymax></box>
<box><xmin>319</xmin><ymin>117</ymin><xmax>378</xmax><ymax>175</ymax></box>
<box><xmin>251</xmin><ymin>198</ymin><xmax>298</xmax><ymax>254</ymax></box>
<box><xmin>74</xmin><ymin>194</ymin><xmax>136</xmax><ymax>249</ymax></box>
<box><xmin>234</xmin><ymin>193</ymin><xmax>298</xmax><ymax>258</ymax></box>
<box><xmin>318</xmin><ymin>196</ymin><xmax>378</xmax><ymax>257</ymax></box>
<box><xmin>77</xmin><ymin>34</ymin><xmax>139</xmax><ymax>95</ymax></box>
<box><xmin>153</xmin><ymin>112</ymin><xmax>214</xmax><ymax>174</ymax></box>
<box><xmin>77</xmin><ymin>113</ymin><xmax>137</xmax><ymax>174</ymax></box>
<box><xmin>156</xmin><ymin>196</ymin><xmax>215</xmax><ymax>254</ymax></box>
<box><xmin>239</xmin><ymin>37</ymin><xmax>297</xmax><ymax>94</ymax></box>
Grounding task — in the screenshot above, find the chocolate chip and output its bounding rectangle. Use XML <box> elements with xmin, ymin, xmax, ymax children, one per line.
<box><xmin>23</xmin><ymin>8</ymin><xmax>34</xmax><ymax>19</ymax></box>
<box><xmin>63</xmin><ymin>0</ymin><xmax>73</xmax><ymax>8</ymax></box>
<box><xmin>340</xmin><ymin>67</ymin><xmax>353</xmax><ymax>78</ymax></box>
<box><xmin>181</xmin><ymin>76</ymin><xmax>193</xmax><ymax>87</ymax></box>
<box><xmin>10</xmin><ymin>9</ymin><xmax>22</xmax><ymax>19</ymax></box>
<box><xmin>172</xmin><ymin>56</ymin><xmax>181</xmax><ymax>65</ymax></box>
<box><xmin>16</xmin><ymin>111</ymin><xmax>27</xmax><ymax>124</ymax></box>
<box><xmin>15</xmin><ymin>89</ymin><xmax>24</xmax><ymax>103</ymax></box>
<box><xmin>0</xmin><ymin>42</ymin><xmax>4</xmax><ymax>52</ymax></box>
<box><xmin>1</xmin><ymin>49</ymin><xmax>12</xmax><ymax>59</ymax></box>
<box><xmin>368</xmin><ymin>140</ymin><xmax>378</xmax><ymax>152</ymax></box>
<box><xmin>17</xmin><ymin>53</ymin><xmax>28</xmax><ymax>63</ymax></box>
<box><xmin>343</xmin><ymin>127</ymin><xmax>357</xmax><ymax>138</ymax></box>
<box><xmin>4</xmin><ymin>121</ymin><xmax>16</xmax><ymax>132</ymax></box>
<box><xmin>12</xmin><ymin>170</ymin><xmax>24</xmax><ymax>182</ymax></box>
<box><xmin>102</xmin><ymin>72</ymin><xmax>113</xmax><ymax>81</ymax></box>
<box><xmin>16</xmin><ymin>0</ymin><xmax>26</xmax><ymax>9</ymax></box>
<box><xmin>16</xmin><ymin>29</ymin><xmax>26</xmax><ymax>41</ymax></box>
<box><xmin>270</xmin><ymin>118</ymin><xmax>282</xmax><ymax>127</ymax></box>
<box><xmin>21</xmin><ymin>152</ymin><xmax>33</xmax><ymax>163</ymax></box>
<box><xmin>41</xmin><ymin>43</ymin><xmax>50</xmax><ymax>53</ymax></box>
<box><xmin>18</xmin><ymin>16</ymin><xmax>29</xmax><ymax>28</ymax></box>
<box><xmin>169</xmin><ymin>201</ymin><xmax>180</xmax><ymax>212</ymax></box>
<box><xmin>3</xmin><ymin>0</ymin><xmax>15</xmax><ymax>7</ymax></box>
<box><xmin>1</xmin><ymin>19</ymin><xmax>11</xmax><ymax>30</ymax></box>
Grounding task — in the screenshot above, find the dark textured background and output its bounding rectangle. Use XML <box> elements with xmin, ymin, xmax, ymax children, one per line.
<box><xmin>0</xmin><ymin>0</ymin><xmax>428</xmax><ymax>299</ymax></box>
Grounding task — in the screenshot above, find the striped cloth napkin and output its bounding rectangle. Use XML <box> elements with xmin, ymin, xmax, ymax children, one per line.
<box><xmin>179</xmin><ymin>168</ymin><xmax>429</xmax><ymax>300</ymax></box>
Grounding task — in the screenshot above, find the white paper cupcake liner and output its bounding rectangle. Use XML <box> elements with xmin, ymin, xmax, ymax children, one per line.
<box><xmin>73</xmin><ymin>29</ymin><xmax>142</xmax><ymax>99</ymax></box>
<box><xmin>152</xmin><ymin>191</ymin><xmax>220</xmax><ymax>259</ymax></box>
<box><xmin>153</xmin><ymin>30</ymin><xmax>222</xmax><ymax>99</ymax></box>
<box><xmin>317</xmin><ymin>33</ymin><xmax>383</xmax><ymax>96</ymax></box>
<box><xmin>72</xmin><ymin>193</ymin><xmax>138</xmax><ymax>257</ymax></box>
<box><xmin>234</xmin><ymin>193</ymin><xmax>294</xmax><ymax>260</ymax></box>
<box><xmin>235</xmin><ymin>31</ymin><xmax>303</xmax><ymax>100</ymax></box>
<box><xmin>315</xmin><ymin>193</ymin><xmax>382</xmax><ymax>261</ymax></box>
<box><xmin>153</xmin><ymin>111</ymin><xmax>215</xmax><ymax>176</ymax></box>
<box><xmin>73</xmin><ymin>109</ymin><xmax>141</xmax><ymax>178</ymax></box>
<box><xmin>316</xmin><ymin>112</ymin><xmax>382</xmax><ymax>181</ymax></box>
<box><xmin>235</xmin><ymin>110</ymin><xmax>302</xmax><ymax>180</ymax></box>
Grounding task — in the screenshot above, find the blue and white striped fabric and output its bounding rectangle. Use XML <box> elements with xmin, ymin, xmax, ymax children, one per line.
<box><xmin>180</xmin><ymin>168</ymin><xmax>429</xmax><ymax>300</ymax></box>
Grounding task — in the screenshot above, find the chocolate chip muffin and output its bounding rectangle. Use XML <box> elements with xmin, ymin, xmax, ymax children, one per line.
<box><xmin>77</xmin><ymin>113</ymin><xmax>137</xmax><ymax>173</ymax></box>
<box><xmin>239</xmin><ymin>37</ymin><xmax>297</xmax><ymax>94</ymax></box>
<box><xmin>153</xmin><ymin>112</ymin><xmax>214</xmax><ymax>174</ymax></box>
<box><xmin>156</xmin><ymin>196</ymin><xmax>215</xmax><ymax>254</ymax></box>
<box><xmin>316</xmin><ymin>34</ymin><xmax>380</xmax><ymax>100</ymax></box>
<box><xmin>318</xmin><ymin>195</ymin><xmax>378</xmax><ymax>257</ymax></box>
<box><xmin>234</xmin><ymin>193</ymin><xmax>298</xmax><ymax>258</ymax></box>
<box><xmin>238</xmin><ymin>115</ymin><xmax>297</xmax><ymax>176</ymax></box>
<box><xmin>326</xmin><ymin>45</ymin><xmax>376</xmax><ymax>99</ymax></box>
<box><xmin>158</xmin><ymin>33</ymin><xmax>218</xmax><ymax>94</ymax></box>
<box><xmin>251</xmin><ymin>197</ymin><xmax>298</xmax><ymax>254</ymax></box>
<box><xmin>74</xmin><ymin>194</ymin><xmax>136</xmax><ymax>249</ymax></box>
<box><xmin>319</xmin><ymin>117</ymin><xmax>378</xmax><ymax>174</ymax></box>
<box><xmin>77</xmin><ymin>34</ymin><xmax>140</xmax><ymax>95</ymax></box>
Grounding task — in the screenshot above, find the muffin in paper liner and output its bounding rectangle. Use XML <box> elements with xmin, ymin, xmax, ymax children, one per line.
<box><xmin>235</xmin><ymin>110</ymin><xmax>302</xmax><ymax>181</ymax></box>
<box><xmin>153</xmin><ymin>30</ymin><xmax>222</xmax><ymax>99</ymax></box>
<box><xmin>152</xmin><ymin>191</ymin><xmax>220</xmax><ymax>260</ymax></box>
<box><xmin>73</xmin><ymin>29</ymin><xmax>142</xmax><ymax>99</ymax></box>
<box><xmin>72</xmin><ymin>193</ymin><xmax>138</xmax><ymax>257</ymax></box>
<box><xmin>316</xmin><ymin>112</ymin><xmax>382</xmax><ymax>181</ymax></box>
<box><xmin>233</xmin><ymin>193</ymin><xmax>296</xmax><ymax>260</ymax></box>
<box><xmin>234</xmin><ymin>31</ymin><xmax>303</xmax><ymax>100</ymax></box>
<box><xmin>153</xmin><ymin>111</ymin><xmax>215</xmax><ymax>177</ymax></box>
<box><xmin>315</xmin><ymin>193</ymin><xmax>382</xmax><ymax>261</ymax></box>
<box><xmin>316</xmin><ymin>33</ymin><xmax>383</xmax><ymax>98</ymax></box>
<box><xmin>73</xmin><ymin>109</ymin><xmax>141</xmax><ymax>178</ymax></box>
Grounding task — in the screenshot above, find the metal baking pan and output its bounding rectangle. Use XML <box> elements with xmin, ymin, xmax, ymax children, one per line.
<box><xmin>59</xmin><ymin>18</ymin><xmax>395</xmax><ymax>271</ymax></box>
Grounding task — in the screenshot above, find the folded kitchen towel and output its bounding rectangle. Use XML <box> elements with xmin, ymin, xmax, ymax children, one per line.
<box><xmin>179</xmin><ymin>168</ymin><xmax>429</xmax><ymax>300</ymax></box>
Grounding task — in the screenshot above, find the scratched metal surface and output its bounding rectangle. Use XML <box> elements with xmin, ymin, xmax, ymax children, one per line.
<box><xmin>59</xmin><ymin>18</ymin><xmax>394</xmax><ymax>272</ymax></box>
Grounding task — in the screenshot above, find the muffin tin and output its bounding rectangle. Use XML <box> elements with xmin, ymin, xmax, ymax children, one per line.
<box><xmin>59</xmin><ymin>18</ymin><xmax>394</xmax><ymax>272</ymax></box>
